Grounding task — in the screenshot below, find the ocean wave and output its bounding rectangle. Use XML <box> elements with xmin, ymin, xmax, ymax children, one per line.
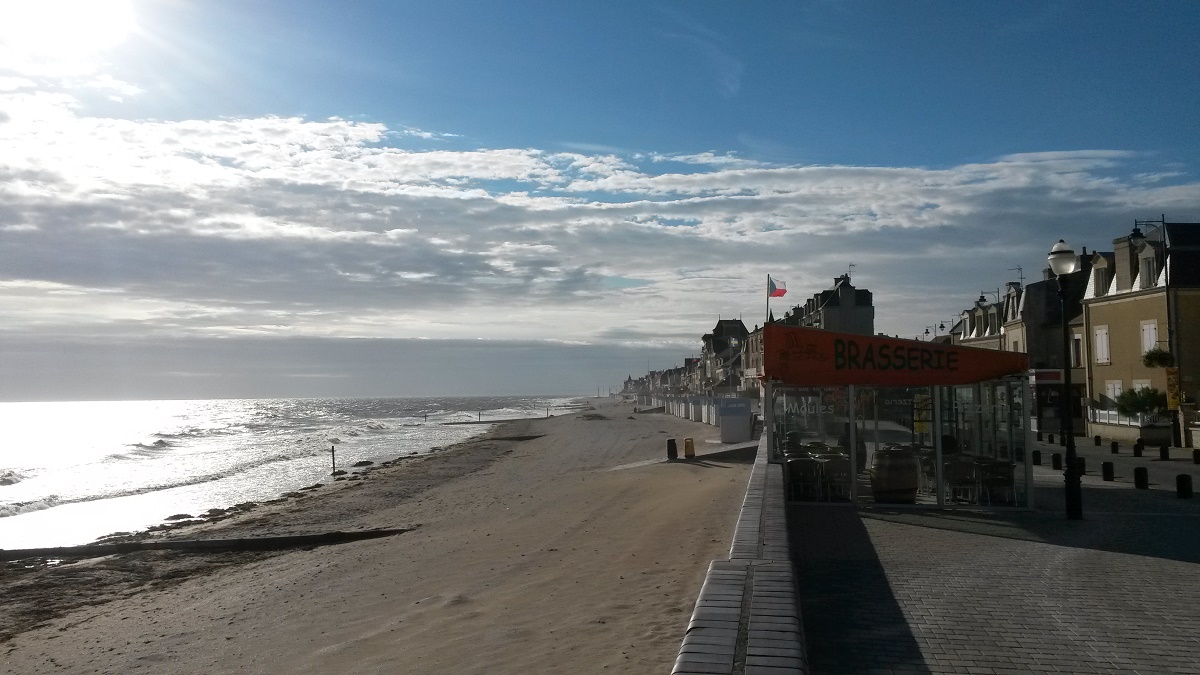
<box><xmin>0</xmin><ymin>452</ymin><xmax>302</xmax><ymax>519</ymax></box>
<box><xmin>130</xmin><ymin>439</ymin><xmax>173</xmax><ymax>451</ymax></box>
<box><xmin>0</xmin><ymin>494</ymin><xmax>60</xmax><ymax>517</ymax></box>
<box><xmin>0</xmin><ymin>469</ymin><xmax>29</xmax><ymax>487</ymax></box>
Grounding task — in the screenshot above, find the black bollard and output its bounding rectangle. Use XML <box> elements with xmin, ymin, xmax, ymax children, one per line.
<box><xmin>1195</xmin><ymin>448</ymin><xmax>1200</xmax><ymax>465</ymax></box>
<box><xmin>1076</xmin><ymin>457</ymin><xmax>1086</xmax><ymax>475</ymax></box>
<box><xmin>666</xmin><ymin>438</ymin><xmax>678</xmax><ymax>460</ymax></box>
<box><xmin>1102</xmin><ymin>461</ymin><xmax>1114</xmax><ymax>481</ymax></box>
<box><xmin>1048</xmin><ymin>433</ymin><xmax>1055</xmax><ymax>445</ymax></box>
<box><xmin>1111</xmin><ymin>441</ymin><xmax>1120</xmax><ymax>454</ymax></box>
<box><xmin>1094</xmin><ymin>435</ymin><xmax>1102</xmax><ymax>446</ymax></box>
<box><xmin>1032</xmin><ymin>450</ymin><xmax>1042</xmax><ymax>466</ymax></box>
<box><xmin>1134</xmin><ymin>442</ymin><xmax>1143</xmax><ymax>458</ymax></box>
<box><xmin>1160</xmin><ymin>445</ymin><xmax>1170</xmax><ymax>461</ymax></box>
<box><xmin>1178</xmin><ymin>474</ymin><xmax>1194</xmax><ymax>499</ymax></box>
<box><xmin>1052</xmin><ymin>453</ymin><xmax>1063</xmax><ymax>470</ymax></box>
<box><xmin>1060</xmin><ymin>433</ymin><xmax>1067</xmax><ymax>447</ymax></box>
<box><xmin>1134</xmin><ymin>467</ymin><xmax>1149</xmax><ymax>489</ymax></box>
<box><xmin>1037</xmin><ymin>430</ymin><xmax>1044</xmax><ymax>441</ymax></box>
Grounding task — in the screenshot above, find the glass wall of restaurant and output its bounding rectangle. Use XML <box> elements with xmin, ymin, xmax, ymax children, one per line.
<box><xmin>772</xmin><ymin>377</ymin><xmax>1030</xmax><ymax>507</ymax></box>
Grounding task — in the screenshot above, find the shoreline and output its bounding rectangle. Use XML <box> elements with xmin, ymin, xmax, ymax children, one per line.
<box><xmin>1</xmin><ymin>413</ymin><xmax>551</xmax><ymax>642</ymax></box>
<box><xmin>2</xmin><ymin>400</ymin><xmax>588</xmax><ymax>555</ymax></box>
<box><xmin>2</xmin><ymin>396</ymin><xmax>752</xmax><ymax>672</ymax></box>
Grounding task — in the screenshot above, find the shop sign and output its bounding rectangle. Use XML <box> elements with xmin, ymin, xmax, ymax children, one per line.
<box><xmin>763</xmin><ymin>324</ymin><xmax>1028</xmax><ymax>386</ymax></box>
<box><xmin>1166</xmin><ymin>367</ymin><xmax>1181</xmax><ymax>410</ymax></box>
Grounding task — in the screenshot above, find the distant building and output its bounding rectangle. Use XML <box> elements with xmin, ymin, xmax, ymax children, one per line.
<box><xmin>780</xmin><ymin>274</ymin><xmax>874</xmax><ymax>335</ymax></box>
<box><xmin>947</xmin><ymin>250</ymin><xmax>1092</xmax><ymax>436</ymax></box>
<box><xmin>955</xmin><ymin>294</ymin><xmax>1004</xmax><ymax>351</ymax></box>
<box><xmin>700</xmin><ymin>319</ymin><xmax>749</xmax><ymax>395</ymax></box>
<box><xmin>742</xmin><ymin>325</ymin><xmax>764</xmax><ymax>392</ymax></box>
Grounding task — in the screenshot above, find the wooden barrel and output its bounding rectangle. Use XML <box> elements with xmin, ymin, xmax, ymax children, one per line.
<box><xmin>870</xmin><ymin>447</ymin><xmax>920</xmax><ymax>504</ymax></box>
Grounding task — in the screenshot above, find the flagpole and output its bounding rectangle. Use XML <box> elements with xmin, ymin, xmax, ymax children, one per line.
<box><xmin>765</xmin><ymin>275</ymin><xmax>771</xmax><ymax>324</ymax></box>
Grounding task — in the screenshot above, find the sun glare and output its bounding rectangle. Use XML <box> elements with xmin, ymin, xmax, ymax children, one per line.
<box><xmin>0</xmin><ymin>0</ymin><xmax>135</xmax><ymax>59</ymax></box>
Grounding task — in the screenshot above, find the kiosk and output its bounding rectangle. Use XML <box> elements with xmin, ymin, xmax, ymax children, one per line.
<box><xmin>761</xmin><ymin>324</ymin><xmax>1032</xmax><ymax>508</ymax></box>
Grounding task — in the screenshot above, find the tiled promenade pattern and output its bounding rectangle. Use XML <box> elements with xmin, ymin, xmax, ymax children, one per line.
<box><xmin>674</xmin><ymin>438</ymin><xmax>807</xmax><ymax>674</ymax></box>
<box><xmin>790</xmin><ymin>437</ymin><xmax>1200</xmax><ymax>674</ymax></box>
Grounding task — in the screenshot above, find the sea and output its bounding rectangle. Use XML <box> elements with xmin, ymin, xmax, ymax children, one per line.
<box><xmin>0</xmin><ymin>396</ymin><xmax>583</xmax><ymax>551</ymax></box>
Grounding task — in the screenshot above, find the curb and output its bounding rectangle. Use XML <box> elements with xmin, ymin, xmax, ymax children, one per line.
<box><xmin>673</xmin><ymin>436</ymin><xmax>808</xmax><ymax>674</ymax></box>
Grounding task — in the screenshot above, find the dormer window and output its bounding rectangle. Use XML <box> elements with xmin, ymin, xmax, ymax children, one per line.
<box><xmin>1093</xmin><ymin>267</ymin><xmax>1108</xmax><ymax>297</ymax></box>
<box><xmin>1140</xmin><ymin>256</ymin><xmax>1157</xmax><ymax>289</ymax></box>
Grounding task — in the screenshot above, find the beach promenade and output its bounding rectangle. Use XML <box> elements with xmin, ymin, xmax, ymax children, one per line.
<box><xmin>791</xmin><ymin>435</ymin><xmax>1200</xmax><ymax>674</ymax></box>
<box><xmin>7</xmin><ymin>403</ymin><xmax>1200</xmax><ymax>673</ymax></box>
<box><xmin>2</xmin><ymin>399</ymin><xmax>752</xmax><ymax>674</ymax></box>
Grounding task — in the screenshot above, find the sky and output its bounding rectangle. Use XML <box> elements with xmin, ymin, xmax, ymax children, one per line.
<box><xmin>1</xmin><ymin>0</ymin><xmax>1199</xmax><ymax>400</ymax></box>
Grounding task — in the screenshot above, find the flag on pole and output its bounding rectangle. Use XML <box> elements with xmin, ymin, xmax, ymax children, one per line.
<box><xmin>768</xmin><ymin>276</ymin><xmax>787</xmax><ymax>297</ymax></box>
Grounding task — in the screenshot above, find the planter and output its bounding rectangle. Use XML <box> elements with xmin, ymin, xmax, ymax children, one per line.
<box><xmin>870</xmin><ymin>447</ymin><xmax>920</xmax><ymax>504</ymax></box>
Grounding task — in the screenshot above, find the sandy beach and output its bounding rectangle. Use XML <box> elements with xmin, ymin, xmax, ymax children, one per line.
<box><xmin>1</xmin><ymin>398</ymin><xmax>753</xmax><ymax>673</ymax></box>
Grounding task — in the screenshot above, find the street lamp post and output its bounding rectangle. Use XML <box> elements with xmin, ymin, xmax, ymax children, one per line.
<box><xmin>1048</xmin><ymin>239</ymin><xmax>1083</xmax><ymax>520</ymax></box>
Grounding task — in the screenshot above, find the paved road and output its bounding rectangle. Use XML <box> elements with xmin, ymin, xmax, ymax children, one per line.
<box><xmin>790</xmin><ymin>439</ymin><xmax>1200</xmax><ymax>674</ymax></box>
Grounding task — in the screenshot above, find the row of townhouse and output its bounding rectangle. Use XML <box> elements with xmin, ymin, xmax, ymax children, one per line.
<box><xmin>628</xmin><ymin>323</ymin><xmax>751</xmax><ymax>399</ymax></box>
<box><xmin>946</xmin><ymin>218</ymin><xmax>1200</xmax><ymax>446</ymax></box>
<box><xmin>626</xmin><ymin>275</ymin><xmax>876</xmax><ymax>399</ymax></box>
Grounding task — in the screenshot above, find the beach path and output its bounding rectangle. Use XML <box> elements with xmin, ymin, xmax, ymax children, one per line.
<box><xmin>2</xmin><ymin>399</ymin><xmax>752</xmax><ymax>674</ymax></box>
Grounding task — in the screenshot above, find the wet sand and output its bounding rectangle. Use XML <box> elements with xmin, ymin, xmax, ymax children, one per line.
<box><xmin>1</xmin><ymin>398</ymin><xmax>752</xmax><ymax>673</ymax></box>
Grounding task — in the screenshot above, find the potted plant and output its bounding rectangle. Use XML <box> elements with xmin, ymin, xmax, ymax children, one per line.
<box><xmin>1115</xmin><ymin>387</ymin><xmax>1167</xmax><ymax>417</ymax></box>
<box><xmin>1142</xmin><ymin>346</ymin><xmax>1175</xmax><ymax>368</ymax></box>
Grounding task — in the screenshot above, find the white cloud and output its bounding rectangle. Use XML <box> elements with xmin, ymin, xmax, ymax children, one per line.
<box><xmin>651</xmin><ymin>151</ymin><xmax>766</xmax><ymax>168</ymax></box>
<box><xmin>1</xmin><ymin>80</ymin><xmax>1198</xmax><ymax>354</ymax></box>
<box><xmin>0</xmin><ymin>76</ymin><xmax>36</xmax><ymax>91</ymax></box>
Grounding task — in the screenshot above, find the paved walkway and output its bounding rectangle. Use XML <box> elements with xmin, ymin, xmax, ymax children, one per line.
<box><xmin>789</xmin><ymin>438</ymin><xmax>1200</xmax><ymax>674</ymax></box>
<box><xmin>1033</xmin><ymin>435</ymin><xmax>1200</xmax><ymax>497</ymax></box>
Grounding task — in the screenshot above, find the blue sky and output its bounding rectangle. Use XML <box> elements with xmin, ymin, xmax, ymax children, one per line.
<box><xmin>1</xmin><ymin>0</ymin><xmax>1198</xmax><ymax>399</ymax></box>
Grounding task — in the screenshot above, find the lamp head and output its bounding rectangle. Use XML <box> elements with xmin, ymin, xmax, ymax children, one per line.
<box><xmin>1047</xmin><ymin>239</ymin><xmax>1079</xmax><ymax>276</ymax></box>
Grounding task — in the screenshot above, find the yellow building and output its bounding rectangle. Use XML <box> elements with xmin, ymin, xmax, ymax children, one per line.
<box><xmin>1082</xmin><ymin>220</ymin><xmax>1200</xmax><ymax>445</ymax></box>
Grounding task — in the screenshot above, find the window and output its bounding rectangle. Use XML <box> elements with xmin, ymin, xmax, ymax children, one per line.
<box><xmin>1072</xmin><ymin>336</ymin><xmax>1083</xmax><ymax>367</ymax></box>
<box><xmin>1141</xmin><ymin>320</ymin><xmax>1158</xmax><ymax>353</ymax></box>
<box><xmin>1094</xmin><ymin>326</ymin><xmax>1110</xmax><ymax>364</ymax></box>
<box><xmin>1105</xmin><ymin>380</ymin><xmax>1123</xmax><ymax>406</ymax></box>
<box><xmin>1140</xmin><ymin>257</ymin><xmax>1157</xmax><ymax>289</ymax></box>
<box><xmin>1012</xmin><ymin>340</ymin><xmax>1020</xmax><ymax>353</ymax></box>
<box><xmin>1132</xmin><ymin>379</ymin><xmax>1152</xmax><ymax>391</ymax></box>
<box><xmin>1094</xmin><ymin>269</ymin><xmax>1108</xmax><ymax>297</ymax></box>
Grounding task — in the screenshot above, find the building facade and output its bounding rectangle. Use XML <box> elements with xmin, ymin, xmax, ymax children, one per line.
<box><xmin>779</xmin><ymin>274</ymin><xmax>875</xmax><ymax>335</ymax></box>
<box><xmin>1082</xmin><ymin>221</ymin><xmax>1200</xmax><ymax>444</ymax></box>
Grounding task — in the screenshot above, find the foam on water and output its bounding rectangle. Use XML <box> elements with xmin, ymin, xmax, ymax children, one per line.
<box><xmin>0</xmin><ymin>395</ymin><xmax>582</xmax><ymax>549</ymax></box>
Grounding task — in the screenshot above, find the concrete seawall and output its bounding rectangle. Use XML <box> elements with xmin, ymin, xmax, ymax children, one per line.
<box><xmin>673</xmin><ymin>435</ymin><xmax>807</xmax><ymax>674</ymax></box>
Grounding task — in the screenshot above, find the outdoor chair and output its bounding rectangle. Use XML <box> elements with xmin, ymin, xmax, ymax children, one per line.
<box><xmin>980</xmin><ymin>460</ymin><xmax>1016</xmax><ymax>506</ymax></box>
<box><xmin>786</xmin><ymin>458</ymin><xmax>823</xmax><ymax>502</ymax></box>
<box><xmin>944</xmin><ymin>457</ymin><xmax>979</xmax><ymax>503</ymax></box>
<box><xmin>918</xmin><ymin>450</ymin><xmax>938</xmax><ymax>494</ymax></box>
<box><xmin>822</xmin><ymin>457</ymin><xmax>852</xmax><ymax>501</ymax></box>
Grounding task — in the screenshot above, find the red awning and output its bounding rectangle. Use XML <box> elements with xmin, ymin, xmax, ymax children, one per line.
<box><xmin>762</xmin><ymin>324</ymin><xmax>1028</xmax><ymax>387</ymax></box>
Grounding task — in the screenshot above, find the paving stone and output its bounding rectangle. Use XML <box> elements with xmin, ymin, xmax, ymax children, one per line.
<box><xmin>790</xmin><ymin>467</ymin><xmax>1200</xmax><ymax>675</ymax></box>
<box><xmin>745</xmin><ymin>654</ymin><xmax>804</xmax><ymax>668</ymax></box>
